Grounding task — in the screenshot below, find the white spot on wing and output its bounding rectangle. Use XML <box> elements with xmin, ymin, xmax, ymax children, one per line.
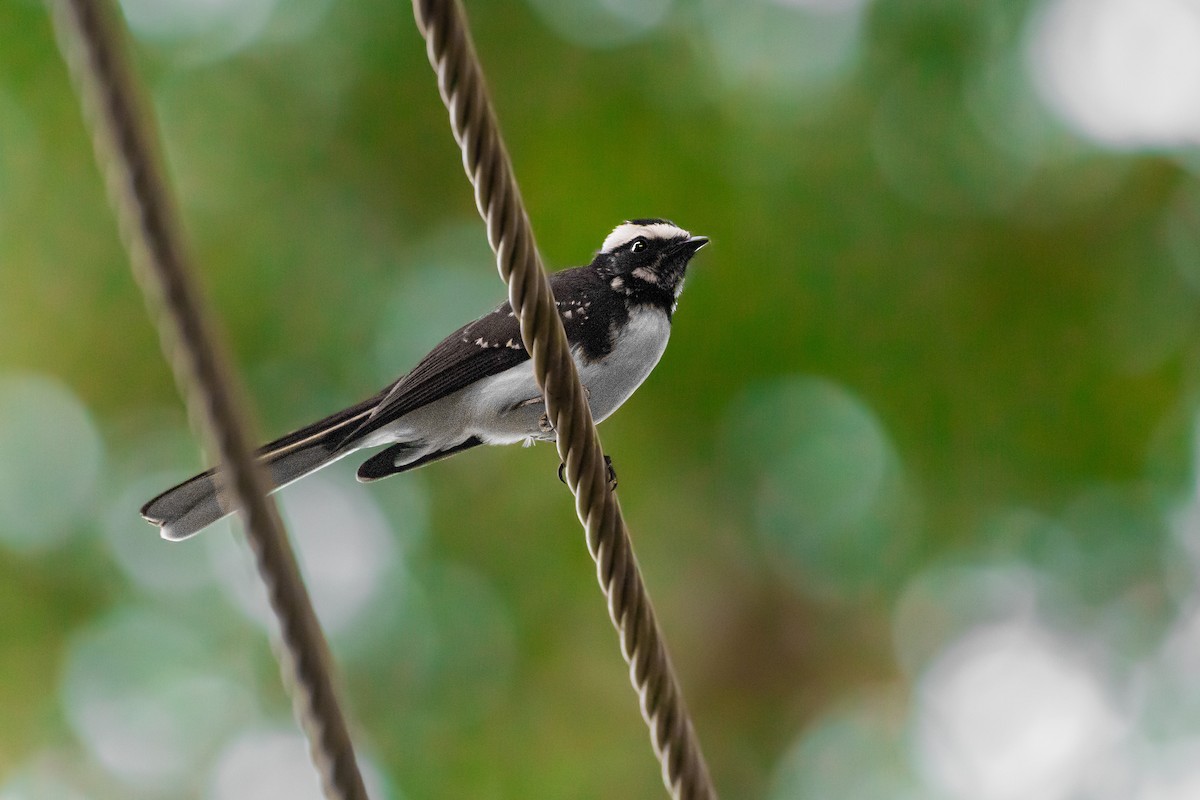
<box><xmin>601</xmin><ymin>221</ymin><xmax>690</xmax><ymax>253</ymax></box>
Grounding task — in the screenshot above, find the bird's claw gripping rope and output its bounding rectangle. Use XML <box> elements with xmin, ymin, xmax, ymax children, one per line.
<box><xmin>560</xmin><ymin>455</ymin><xmax>617</xmax><ymax>492</ymax></box>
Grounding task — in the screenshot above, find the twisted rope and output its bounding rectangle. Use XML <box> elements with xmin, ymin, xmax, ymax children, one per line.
<box><xmin>411</xmin><ymin>2</ymin><xmax>717</xmax><ymax>797</ymax></box>
<box><xmin>48</xmin><ymin>3</ymin><xmax>368</xmax><ymax>798</ymax></box>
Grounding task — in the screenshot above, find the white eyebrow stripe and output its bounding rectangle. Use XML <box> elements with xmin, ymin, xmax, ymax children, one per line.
<box><xmin>600</xmin><ymin>222</ymin><xmax>690</xmax><ymax>253</ymax></box>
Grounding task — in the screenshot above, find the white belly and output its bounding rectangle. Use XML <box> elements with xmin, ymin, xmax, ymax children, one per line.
<box><xmin>577</xmin><ymin>306</ymin><xmax>671</xmax><ymax>423</ymax></box>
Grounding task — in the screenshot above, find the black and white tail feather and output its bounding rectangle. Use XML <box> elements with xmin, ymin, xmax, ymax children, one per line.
<box><xmin>141</xmin><ymin>220</ymin><xmax>708</xmax><ymax>541</ymax></box>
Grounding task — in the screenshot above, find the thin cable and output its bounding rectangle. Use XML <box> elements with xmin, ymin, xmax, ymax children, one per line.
<box><xmin>47</xmin><ymin>3</ymin><xmax>368</xmax><ymax>798</ymax></box>
<box><xmin>410</xmin><ymin>2</ymin><xmax>717</xmax><ymax>797</ymax></box>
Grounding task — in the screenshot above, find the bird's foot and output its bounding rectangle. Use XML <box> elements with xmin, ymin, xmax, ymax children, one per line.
<box><xmin>557</xmin><ymin>455</ymin><xmax>618</xmax><ymax>492</ymax></box>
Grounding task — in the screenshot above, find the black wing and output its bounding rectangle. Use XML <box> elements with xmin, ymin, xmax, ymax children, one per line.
<box><xmin>356</xmin><ymin>435</ymin><xmax>484</xmax><ymax>481</ymax></box>
<box><xmin>345</xmin><ymin>266</ymin><xmax>611</xmax><ymax>445</ymax></box>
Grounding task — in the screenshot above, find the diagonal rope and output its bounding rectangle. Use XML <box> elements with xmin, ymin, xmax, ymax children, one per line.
<box><xmin>47</xmin><ymin>2</ymin><xmax>369</xmax><ymax>798</ymax></box>
<box><xmin>410</xmin><ymin>2</ymin><xmax>718</xmax><ymax>797</ymax></box>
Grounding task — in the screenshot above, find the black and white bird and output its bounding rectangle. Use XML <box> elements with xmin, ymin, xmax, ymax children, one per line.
<box><xmin>141</xmin><ymin>219</ymin><xmax>708</xmax><ymax>541</ymax></box>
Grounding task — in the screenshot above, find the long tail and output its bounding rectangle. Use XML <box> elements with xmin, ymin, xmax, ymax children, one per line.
<box><xmin>141</xmin><ymin>393</ymin><xmax>381</xmax><ymax>542</ymax></box>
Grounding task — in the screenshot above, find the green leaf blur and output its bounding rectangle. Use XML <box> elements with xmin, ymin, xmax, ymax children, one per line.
<box><xmin>4</xmin><ymin>0</ymin><xmax>1200</xmax><ymax>797</ymax></box>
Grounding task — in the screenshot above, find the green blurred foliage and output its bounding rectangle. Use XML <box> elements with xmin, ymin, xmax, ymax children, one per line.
<box><xmin>3</xmin><ymin>0</ymin><xmax>1200</xmax><ymax>797</ymax></box>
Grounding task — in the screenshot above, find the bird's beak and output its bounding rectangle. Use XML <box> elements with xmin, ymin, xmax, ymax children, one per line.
<box><xmin>679</xmin><ymin>235</ymin><xmax>709</xmax><ymax>256</ymax></box>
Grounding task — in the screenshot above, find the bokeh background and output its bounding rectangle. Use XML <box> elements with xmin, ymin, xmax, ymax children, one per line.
<box><xmin>5</xmin><ymin>0</ymin><xmax>1200</xmax><ymax>797</ymax></box>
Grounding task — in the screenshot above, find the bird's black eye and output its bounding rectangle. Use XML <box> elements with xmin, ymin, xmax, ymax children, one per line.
<box><xmin>631</xmin><ymin>239</ymin><xmax>647</xmax><ymax>253</ymax></box>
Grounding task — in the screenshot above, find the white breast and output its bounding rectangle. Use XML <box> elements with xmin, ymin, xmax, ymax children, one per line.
<box><xmin>578</xmin><ymin>306</ymin><xmax>671</xmax><ymax>424</ymax></box>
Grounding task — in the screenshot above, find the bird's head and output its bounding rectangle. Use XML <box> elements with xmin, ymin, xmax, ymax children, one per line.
<box><xmin>592</xmin><ymin>219</ymin><xmax>708</xmax><ymax>308</ymax></box>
